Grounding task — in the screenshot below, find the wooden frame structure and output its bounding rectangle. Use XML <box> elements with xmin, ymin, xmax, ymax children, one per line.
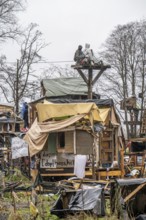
<box><xmin>71</xmin><ymin>63</ymin><xmax>111</xmax><ymax>99</ymax></box>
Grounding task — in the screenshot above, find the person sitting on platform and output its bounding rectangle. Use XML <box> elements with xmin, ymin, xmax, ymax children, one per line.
<box><xmin>74</xmin><ymin>45</ymin><xmax>85</xmax><ymax>64</ymax></box>
<box><xmin>83</xmin><ymin>43</ymin><xmax>102</xmax><ymax>66</ymax></box>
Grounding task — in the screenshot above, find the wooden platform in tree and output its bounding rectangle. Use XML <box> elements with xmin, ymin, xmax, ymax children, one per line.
<box><xmin>71</xmin><ymin>63</ymin><xmax>111</xmax><ymax>70</ymax></box>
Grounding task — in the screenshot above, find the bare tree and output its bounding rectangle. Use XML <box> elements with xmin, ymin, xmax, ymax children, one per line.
<box><xmin>39</xmin><ymin>64</ymin><xmax>78</xmax><ymax>79</ymax></box>
<box><xmin>97</xmin><ymin>20</ymin><xmax>146</xmax><ymax>138</ymax></box>
<box><xmin>0</xmin><ymin>0</ymin><xmax>25</xmax><ymax>41</ymax></box>
<box><xmin>0</xmin><ymin>23</ymin><xmax>47</xmax><ymax>113</ymax></box>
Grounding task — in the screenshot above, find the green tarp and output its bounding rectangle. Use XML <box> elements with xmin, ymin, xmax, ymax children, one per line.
<box><xmin>41</xmin><ymin>77</ymin><xmax>88</xmax><ymax>97</ymax></box>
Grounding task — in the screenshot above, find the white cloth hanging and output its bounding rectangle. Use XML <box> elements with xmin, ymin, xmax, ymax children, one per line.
<box><xmin>74</xmin><ymin>155</ymin><xmax>87</xmax><ymax>178</ymax></box>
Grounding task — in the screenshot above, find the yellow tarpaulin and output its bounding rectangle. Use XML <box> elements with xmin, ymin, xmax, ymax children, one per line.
<box><xmin>98</xmin><ymin>107</ymin><xmax>119</xmax><ymax>126</ymax></box>
<box><xmin>24</xmin><ymin>103</ymin><xmax>120</xmax><ymax>157</ymax></box>
<box><xmin>98</xmin><ymin>108</ymin><xmax>110</xmax><ymax>125</ymax></box>
<box><xmin>36</xmin><ymin>102</ymin><xmax>102</xmax><ymax>122</ymax></box>
<box><xmin>111</xmin><ymin>107</ymin><xmax>120</xmax><ymax>126</ymax></box>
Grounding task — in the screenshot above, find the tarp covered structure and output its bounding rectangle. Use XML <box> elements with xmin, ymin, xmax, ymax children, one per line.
<box><xmin>36</xmin><ymin>102</ymin><xmax>102</xmax><ymax>122</ymax></box>
<box><xmin>36</xmin><ymin>100</ymin><xmax>119</xmax><ymax>126</ymax></box>
<box><xmin>24</xmin><ymin>102</ymin><xmax>102</xmax><ymax>156</ymax></box>
<box><xmin>51</xmin><ymin>187</ymin><xmax>105</xmax><ymax>217</ymax></box>
<box><xmin>41</xmin><ymin>77</ymin><xmax>88</xmax><ymax>97</ymax></box>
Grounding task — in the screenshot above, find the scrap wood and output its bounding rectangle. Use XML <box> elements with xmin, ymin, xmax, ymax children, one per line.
<box><xmin>29</xmin><ymin>201</ymin><xmax>39</xmax><ymax>218</ymax></box>
<box><xmin>73</xmin><ymin>182</ymin><xmax>81</xmax><ymax>190</ymax></box>
<box><xmin>77</xmin><ymin>178</ymin><xmax>83</xmax><ymax>189</ymax></box>
<box><xmin>6</xmin><ymin>181</ymin><xmax>22</xmax><ymax>187</ymax></box>
<box><xmin>59</xmin><ymin>179</ymin><xmax>108</xmax><ymax>191</ymax></box>
<box><xmin>59</xmin><ymin>183</ymin><xmax>75</xmax><ymax>189</ymax></box>
<box><xmin>124</xmin><ymin>182</ymin><xmax>146</xmax><ymax>203</ymax></box>
<box><xmin>31</xmin><ymin>188</ymin><xmax>38</xmax><ymax>205</ymax></box>
<box><xmin>104</xmin><ymin>181</ymin><xmax>110</xmax><ymax>190</ymax></box>
<box><xmin>12</xmin><ymin>191</ymin><xmax>20</xmax><ymax>202</ymax></box>
<box><xmin>3</xmin><ymin>181</ymin><xmax>22</xmax><ymax>192</ymax></box>
<box><xmin>62</xmin><ymin>179</ymin><xmax>107</xmax><ymax>184</ymax></box>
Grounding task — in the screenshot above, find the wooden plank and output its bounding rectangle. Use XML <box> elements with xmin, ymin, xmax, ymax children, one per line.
<box><xmin>130</xmin><ymin>137</ymin><xmax>146</xmax><ymax>142</ymax></box>
<box><xmin>101</xmin><ymin>137</ymin><xmax>113</xmax><ymax>141</ymax></box>
<box><xmin>104</xmin><ymin>149</ymin><xmax>113</xmax><ymax>152</ymax></box>
<box><xmin>41</xmin><ymin>171</ymin><xmax>92</xmax><ymax>177</ymax></box>
<box><xmin>125</xmin><ymin>152</ymin><xmax>145</xmax><ymax>155</ymax></box>
<box><xmin>124</xmin><ymin>121</ymin><xmax>141</xmax><ymax>125</ymax></box>
<box><xmin>45</xmin><ymin>168</ymin><xmax>64</xmax><ymax>171</ymax></box>
<box><xmin>120</xmin><ymin>149</ymin><xmax>125</xmax><ymax>178</ymax></box>
<box><xmin>71</xmin><ymin>64</ymin><xmax>110</xmax><ymax>70</ymax></box>
<box><xmin>96</xmin><ymin>170</ymin><xmax>121</xmax><ymax>177</ymax></box>
<box><xmin>105</xmin><ymin>128</ymin><xmax>114</xmax><ymax>131</ymax></box>
<box><xmin>124</xmin><ymin>182</ymin><xmax>146</xmax><ymax>203</ymax></box>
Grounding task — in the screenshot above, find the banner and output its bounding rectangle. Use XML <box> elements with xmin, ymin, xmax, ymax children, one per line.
<box><xmin>40</xmin><ymin>151</ymin><xmax>74</xmax><ymax>168</ymax></box>
<box><xmin>11</xmin><ymin>137</ymin><xmax>29</xmax><ymax>159</ymax></box>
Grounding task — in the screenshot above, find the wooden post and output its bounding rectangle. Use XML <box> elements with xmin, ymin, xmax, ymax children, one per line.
<box><xmin>15</xmin><ymin>59</ymin><xmax>19</xmax><ymax>115</ymax></box>
<box><xmin>71</xmin><ymin>63</ymin><xmax>111</xmax><ymax>179</ymax></box>
<box><xmin>92</xmin><ymin>144</ymin><xmax>95</xmax><ymax>179</ymax></box>
<box><xmin>71</xmin><ymin>64</ymin><xmax>111</xmax><ymax>100</ymax></box>
<box><xmin>120</xmin><ymin>149</ymin><xmax>125</xmax><ymax>178</ymax></box>
<box><xmin>88</xmin><ymin>68</ymin><xmax>93</xmax><ymax>99</ymax></box>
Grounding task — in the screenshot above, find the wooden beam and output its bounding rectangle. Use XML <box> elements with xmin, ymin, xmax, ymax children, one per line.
<box><xmin>120</xmin><ymin>149</ymin><xmax>125</xmax><ymax>178</ymax></box>
<box><xmin>72</xmin><ymin>64</ymin><xmax>111</xmax><ymax>99</ymax></box>
<box><xmin>88</xmin><ymin>68</ymin><xmax>93</xmax><ymax>99</ymax></box>
<box><xmin>96</xmin><ymin>170</ymin><xmax>121</xmax><ymax>177</ymax></box>
<box><xmin>124</xmin><ymin>182</ymin><xmax>146</xmax><ymax>203</ymax></box>
<box><xmin>71</xmin><ymin>64</ymin><xmax>111</xmax><ymax>70</ymax></box>
<box><xmin>76</xmin><ymin>69</ymin><xmax>88</xmax><ymax>84</ymax></box>
<box><xmin>92</xmin><ymin>67</ymin><xmax>107</xmax><ymax>85</ymax></box>
<box><xmin>124</xmin><ymin>121</ymin><xmax>141</xmax><ymax>125</ymax></box>
<box><xmin>41</xmin><ymin>170</ymin><xmax>92</xmax><ymax>177</ymax></box>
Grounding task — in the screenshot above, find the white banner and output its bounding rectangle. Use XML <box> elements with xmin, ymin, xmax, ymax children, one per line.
<box><xmin>40</xmin><ymin>151</ymin><xmax>74</xmax><ymax>168</ymax></box>
<box><xmin>11</xmin><ymin>137</ymin><xmax>29</xmax><ymax>159</ymax></box>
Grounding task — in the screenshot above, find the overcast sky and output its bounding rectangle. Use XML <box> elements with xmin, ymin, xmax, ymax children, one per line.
<box><xmin>2</xmin><ymin>0</ymin><xmax>146</xmax><ymax>68</ymax></box>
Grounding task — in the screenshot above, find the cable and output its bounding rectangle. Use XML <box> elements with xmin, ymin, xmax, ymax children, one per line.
<box><xmin>4</xmin><ymin>60</ymin><xmax>74</xmax><ymax>64</ymax></box>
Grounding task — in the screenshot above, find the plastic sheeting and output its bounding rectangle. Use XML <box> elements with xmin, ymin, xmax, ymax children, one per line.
<box><xmin>51</xmin><ymin>187</ymin><xmax>105</xmax><ymax>217</ymax></box>
<box><xmin>116</xmin><ymin>178</ymin><xmax>146</xmax><ymax>186</ymax></box>
<box><xmin>68</xmin><ymin>188</ymin><xmax>103</xmax><ymax>212</ymax></box>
